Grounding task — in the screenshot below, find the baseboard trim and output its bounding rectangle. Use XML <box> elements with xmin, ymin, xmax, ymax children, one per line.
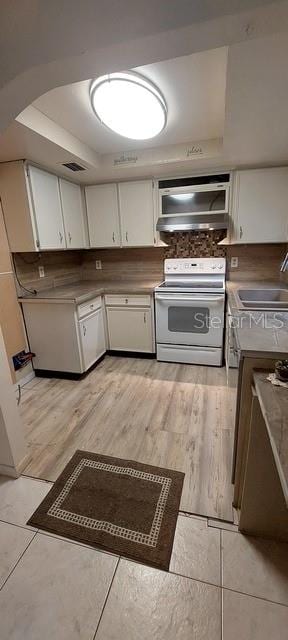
<box><xmin>34</xmin><ymin>353</ymin><xmax>106</xmax><ymax>381</ymax></box>
<box><xmin>0</xmin><ymin>453</ymin><xmax>31</xmax><ymax>479</ymax></box>
<box><xmin>0</xmin><ymin>463</ymin><xmax>19</xmax><ymax>478</ymax></box>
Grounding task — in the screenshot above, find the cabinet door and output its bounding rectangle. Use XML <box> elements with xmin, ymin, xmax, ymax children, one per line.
<box><xmin>59</xmin><ymin>179</ymin><xmax>86</xmax><ymax>248</ymax></box>
<box><xmin>79</xmin><ymin>308</ymin><xmax>106</xmax><ymax>371</ymax></box>
<box><xmin>118</xmin><ymin>181</ymin><xmax>155</xmax><ymax>247</ymax></box>
<box><xmin>85</xmin><ymin>184</ymin><xmax>120</xmax><ymax>247</ymax></box>
<box><xmin>28</xmin><ymin>166</ymin><xmax>66</xmax><ymax>249</ymax></box>
<box><xmin>233</xmin><ymin>168</ymin><xmax>288</xmax><ymax>243</ymax></box>
<box><xmin>106</xmin><ymin>306</ymin><xmax>153</xmax><ymax>352</ymax></box>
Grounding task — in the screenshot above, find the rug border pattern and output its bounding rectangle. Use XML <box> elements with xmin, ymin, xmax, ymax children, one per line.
<box><xmin>47</xmin><ymin>458</ymin><xmax>172</xmax><ymax>547</ymax></box>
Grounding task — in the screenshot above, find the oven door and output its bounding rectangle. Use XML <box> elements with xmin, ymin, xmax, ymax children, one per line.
<box><xmin>155</xmin><ymin>293</ymin><xmax>225</xmax><ymax>347</ymax></box>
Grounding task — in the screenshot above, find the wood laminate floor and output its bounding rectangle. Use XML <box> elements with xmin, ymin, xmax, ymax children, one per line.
<box><xmin>21</xmin><ymin>356</ymin><xmax>236</xmax><ymax>521</ymax></box>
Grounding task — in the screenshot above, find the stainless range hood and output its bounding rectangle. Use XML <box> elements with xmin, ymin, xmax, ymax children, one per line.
<box><xmin>156</xmin><ymin>213</ymin><xmax>229</xmax><ymax>233</ymax></box>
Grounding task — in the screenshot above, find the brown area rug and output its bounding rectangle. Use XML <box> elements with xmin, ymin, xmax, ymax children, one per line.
<box><xmin>28</xmin><ymin>450</ymin><xmax>184</xmax><ymax>570</ymax></box>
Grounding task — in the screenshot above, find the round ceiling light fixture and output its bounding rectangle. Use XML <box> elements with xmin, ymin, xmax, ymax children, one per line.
<box><xmin>90</xmin><ymin>72</ymin><xmax>167</xmax><ymax>140</ymax></box>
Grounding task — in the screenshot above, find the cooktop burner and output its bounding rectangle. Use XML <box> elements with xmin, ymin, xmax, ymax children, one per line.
<box><xmin>155</xmin><ymin>257</ymin><xmax>226</xmax><ymax>295</ymax></box>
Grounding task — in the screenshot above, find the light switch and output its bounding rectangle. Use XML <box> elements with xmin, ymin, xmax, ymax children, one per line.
<box><xmin>95</xmin><ymin>260</ymin><xmax>102</xmax><ymax>270</ymax></box>
<box><xmin>38</xmin><ymin>266</ymin><xmax>45</xmax><ymax>278</ymax></box>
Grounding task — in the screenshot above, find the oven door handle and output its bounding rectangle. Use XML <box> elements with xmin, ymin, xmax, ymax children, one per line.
<box><xmin>155</xmin><ymin>294</ymin><xmax>224</xmax><ymax>304</ymax></box>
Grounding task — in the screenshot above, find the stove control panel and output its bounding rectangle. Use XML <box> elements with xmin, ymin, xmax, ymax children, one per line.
<box><xmin>164</xmin><ymin>257</ymin><xmax>226</xmax><ymax>275</ymax></box>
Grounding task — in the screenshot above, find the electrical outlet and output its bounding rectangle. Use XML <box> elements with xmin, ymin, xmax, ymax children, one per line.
<box><xmin>38</xmin><ymin>265</ymin><xmax>45</xmax><ymax>278</ymax></box>
<box><xmin>95</xmin><ymin>260</ymin><xmax>102</xmax><ymax>270</ymax></box>
<box><xmin>230</xmin><ymin>257</ymin><xmax>238</xmax><ymax>268</ymax></box>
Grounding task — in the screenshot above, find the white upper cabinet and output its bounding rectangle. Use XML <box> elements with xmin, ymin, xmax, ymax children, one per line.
<box><xmin>0</xmin><ymin>161</ymin><xmax>88</xmax><ymax>252</ymax></box>
<box><xmin>232</xmin><ymin>168</ymin><xmax>288</xmax><ymax>243</ymax></box>
<box><xmin>85</xmin><ymin>183</ymin><xmax>120</xmax><ymax>247</ymax></box>
<box><xmin>118</xmin><ymin>180</ymin><xmax>155</xmax><ymax>247</ymax></box>
<box><xmin>59</xmin><ymin>179</ymin><xmax>86</xmax><ymax>248</ymax></box>
<box><xmin>28</xmin><ymin>165</ymin><xmax>66</xmax><ymax>249</ymax></box>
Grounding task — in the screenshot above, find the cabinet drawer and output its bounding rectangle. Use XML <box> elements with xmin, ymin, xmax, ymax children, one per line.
<box><xmin>105</xmin><ymin>294</ymin><xmax>151</xmax><ymax>307</ymax></box>
<box><xmin>77</xmin><ymin>296</ymin><xmax>102</xmax><ymax>319</ymax></box>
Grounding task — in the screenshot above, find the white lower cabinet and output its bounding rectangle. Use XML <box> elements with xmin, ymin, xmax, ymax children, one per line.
<box><xmin>105</xmin><ymin>295</ymin><xmax>154</xmax><ymax>353</ymax></box>
<box><xmin>21</xmin><ymin>299</ymin><xmax>106</xmax><ymax>375</ymax></box>
<box><xmin>79</xmin><ymin>307</ymin><xmax>106</xmax><ymax>370</ymax></box>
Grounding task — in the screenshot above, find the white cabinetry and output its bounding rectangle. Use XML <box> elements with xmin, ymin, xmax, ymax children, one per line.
<box><xmin>105</xmin><ymin>294</ymin><xmax>154</xmax><ymax>353</ymax></box>
<box><xmin>79</xmin><ymin>307</ymin><xmax>106</xmax><ymax>370</ymax></box>
<box><xmin>0</xmin><ymin>161</ymin><xmax>87</xmax><ymax>251</ymax></box>
<box><xmin>85</xmin><ymin>183</ymin><xmax>120</xmax><ymax>247</ymax></box>
<box><xmin>85</xmin><ymin>180</ymin><xmax>155</xmax><ymax>248</ymax></box>
<box><xmin>232</xmin><ymin>168</ymin><xmax>288</xmax><ymax>243</ymax></box>
<box><xmin>21</xmin><ymin>297</ymin><xmax>106</xmax><ymax>375</ymax></box>
<box><xmin>28</xmin><ymin>165</ymin><xmax>66</xmax><ymax>250</ymax></box>
<box><xmin>118</xmin><ymin>180</ymin><xmax>155</xmax><ymax>247</ymax></box>
<box><xmin>59</xmin><ymin>179</ymin><xmax>86</xmax><ymax>248</ymax></box>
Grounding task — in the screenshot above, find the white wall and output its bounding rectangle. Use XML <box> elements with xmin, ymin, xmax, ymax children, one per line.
<box><xmin>1</xmin><ymin>1</ymin><xmax>288</xmax><ymax>134</ymax></box>
<box><xmin>0</xmin><ymin>327</ymin><xmax>27</xmax><ymax>477</ymax></box>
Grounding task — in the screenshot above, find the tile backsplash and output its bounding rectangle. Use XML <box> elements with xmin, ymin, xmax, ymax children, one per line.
<box><xmin>13</xmin><ymin>250</ymin><xmax>82</xmax><ymax>292</ymax></box>
<box><xmin>81</xmin><ymin>247</ymin><xmax>165</xmax><ymax>282</ymax></box>
<box><xmin>226</xmin><ymin>243</ymin><xmax>287</xmax><ymax>282</ymax></box>
<box><xmin>163</xmin><ymin>231</ymin><xmax>226</xmax><ymax>258</ymax></box>
<box><xmin>13</xmin><ymin>236</ymin><xmax>287</xmax><ymax>292</ymax></box>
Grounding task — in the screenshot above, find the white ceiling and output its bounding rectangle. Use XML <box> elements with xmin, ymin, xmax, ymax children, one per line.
<box><xmin>33</xmin><ymin>48</ymin><xmax>227</xmax><ymax>154</ymax></box>
<box><xmin>1</xmin><ymin>29</ymin><xmax>288</xmax><ymax>183</ymax></box>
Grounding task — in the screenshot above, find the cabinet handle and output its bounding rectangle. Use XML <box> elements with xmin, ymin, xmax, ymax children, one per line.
<box><xmin>125</xmin><ymin>298</ymin><xmax>128</xmax><ymax>304</ymax></box>
<box><xmin>83</xmin><ymin>324</ymin><xmax>86</xmax><ymax>336</ymax></box>
<box><xmin>59</xmin><ymin>231</ymin><xmax>63</xmax><ymax>244</ymax></box>
<box><xmin>126</xmin><ymin>232</ymin><xmax>128</xmax><ymax>243</ymax></box>
<box><xmin>144</xmin><ymin>313</ymin><xmax>146</xmax><ymax>324</ymax></box>
<box><xmin>68</xmin><ymin>232</ymin><xmax>72</xmax><ymax>243</ymax></box>
<box><xmin>239</xmin><ymin>226</ymin><xmax>243</xmax><ymax>239</ymax></box>
<box><xmin>112</xmin><ymin>232</ymin><xmax>115</xmax><ymax>243</ymax></box>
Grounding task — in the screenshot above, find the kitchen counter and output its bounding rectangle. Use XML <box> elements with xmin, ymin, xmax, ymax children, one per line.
<box><xmin>18</xmin><ymin>280</ymin><xmax>161</xmax><ymax>305</ymax></box>
<box><xmin>253</xmin><ymin>371</ymin><xmax>288</xmax><ymax>504</ymax></box>
<box><xmin>226</xmin><ymin>281</ymin><xmax>288</xmax><ymax>358</ymax></box>
<box><xmin>237</xmin><ymin>369</ymin><xmax>288</xmax><ymax>541</ymax></box>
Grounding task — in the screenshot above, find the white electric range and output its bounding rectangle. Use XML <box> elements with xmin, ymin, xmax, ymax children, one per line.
<box><xmin>154</xmin><ymin>257</ymin><xmax>226</xmax><ymax>366</ymax></box>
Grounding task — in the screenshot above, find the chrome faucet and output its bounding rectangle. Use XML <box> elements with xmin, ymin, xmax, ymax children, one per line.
<box><xmin>280</xmin><ymin>251</ymin><xmax>288</xmax><ymax>272</ymax></box>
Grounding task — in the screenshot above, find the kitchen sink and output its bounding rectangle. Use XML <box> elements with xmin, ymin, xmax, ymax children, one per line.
<box><xmin>236</xmin><ymin>288</ymin><xmax>288</xmax><ymax>310</ymax></box>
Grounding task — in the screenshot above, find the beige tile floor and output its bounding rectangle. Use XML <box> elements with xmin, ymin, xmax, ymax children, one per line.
<box><xmin>0</xmin><ymin>476</ymin><xmax>287</xmax><ymax>639</ymax></box>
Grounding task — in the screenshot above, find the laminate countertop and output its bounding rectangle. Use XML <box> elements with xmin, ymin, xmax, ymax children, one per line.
<box><xmin>253</xmin><ymin>371</ymin><xmax>288</xmax><ymax>505</ymax></box>
<box><xmin>226</xmin><ymin>281</ymin><xmax>288</xmax><ymax>358</ymax></box>
<box><xmin>18</xmin><ymin>280</ymin><xmax>161</xmax><ymax>305</ymax></box>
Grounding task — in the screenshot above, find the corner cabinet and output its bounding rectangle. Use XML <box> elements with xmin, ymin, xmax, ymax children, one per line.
<box><xmin>0</xmin><ymin>161</ymin><xmax>87</xmax><ymax>251</ymax></box>
<box><xmin>85</xmin><ymin>183</ymin><xmax>121</xmax><ymax>248</ymax></box>
<box><xmin>21</xmin><ymin>296</ymin><xmax>106</xmax><ymax>375</ymax></box>
<box><xmin>28</xmin><ymin>166</ymin><xmax>65</xmax><ymax>249</ymax></box>
<box><xmin>231</xmin><ymin>168</ymin><xmax>288</xmax><ymax>243</ymax></box>
<box><xmin>118</xmin><ymin>180</ymin><xmax>155</xmax><ymax>247</ymax></box>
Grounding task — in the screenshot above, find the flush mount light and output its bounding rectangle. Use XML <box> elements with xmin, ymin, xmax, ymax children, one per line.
<box><xmin>90</xmin><ymin>72</ymin><xmax>167</xmax><ymax>140</ymax></box>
